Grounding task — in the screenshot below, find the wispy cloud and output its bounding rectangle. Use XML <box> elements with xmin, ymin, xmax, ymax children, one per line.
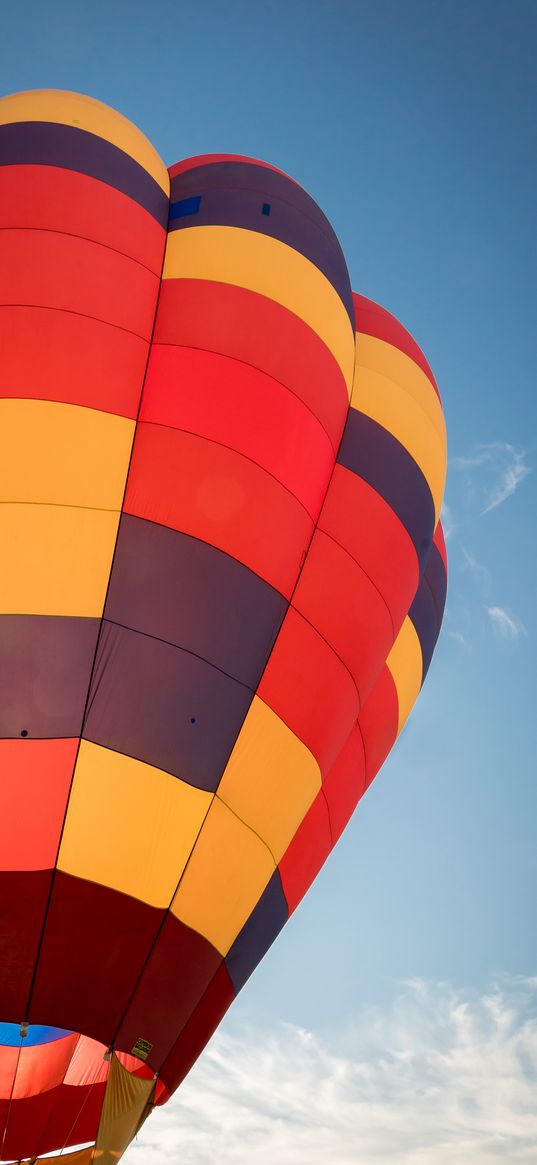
<box><xmin>440</xmin><ymin>500</ymin><xmax>455</xmax><ymax>540</ymax></box>
<box><xmin>132</xmin><ymin>977</ymin><xmax>537</xmax><ymax>1164</ymax></box>
<box><xmin>451</xmin><ymin>442</ymin><xmax>531</xmax><ymax>514</ymax></box>
<box><xmin>487</xmin><ymin>606</ymin><xmax>526</xmax><ymax>642</ymax></box>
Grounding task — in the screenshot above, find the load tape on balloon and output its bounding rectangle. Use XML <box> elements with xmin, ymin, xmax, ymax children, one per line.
<box><xmin>0</xmin><ymin>89</ymin><xmax>447</xmax><ymax>1161</ymax></box>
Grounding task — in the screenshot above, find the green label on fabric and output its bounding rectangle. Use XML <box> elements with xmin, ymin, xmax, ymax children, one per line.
<box><xmin>131</xmin><ymin>1037</ymin><xmax>153</xmax><ymax>1061</ymax></box>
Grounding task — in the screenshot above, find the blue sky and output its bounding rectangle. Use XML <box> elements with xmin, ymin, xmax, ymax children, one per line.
<box><xmin>1</xmin><ymin>1</ymin><xmax>535</xmax><ymax>1159</ymax></box>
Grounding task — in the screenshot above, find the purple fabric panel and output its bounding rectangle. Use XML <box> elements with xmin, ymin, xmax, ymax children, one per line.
<box><xmin>424</xmin><ymin>541</ymin><xmax>448</xmax><ymax>626</ymax></box>
<box><xmin>29</xmin><ymin>872</ymin><xmax>164</xmax><ymax>1047</ymax></box>
<box><xmin>115</xmin><ymin>913</ymin><xmax>222</xmax><ymax>1068</ymax></box>
<box><xmin>225</xmin><ymin>870</ymin><xmax>288</xmax><ymax>993</ymax></box>
<box><xmin>169</xmin><ymin>160</ymin><xmax>342</xmax><ymax>247</ymax></box>
<box><xmin>0</xmin><ymin>615</ymin><xmax>99</xmax><ymax>739</ymax></box>
<box><xmin>337</xmin><ymin>409</ymin><xmax>435</xmax><ymax>569</ymax></box>
<box><xmin>0</xmin><ymin>121</ymin><xmax>168</xmax><ymax>226</ymax></box>
<box><xmin>168</xmin><ymin>185</ymin><xmax>354</xmax><ymax>326</ymax></box>
<box><xmin>409</xmin><ymin>576</ymin><xmax>440</xmax><ymax>682</ymax></box>
<box><xmin>104</xmin><ymin>516</ymin><xmax>287</xmax><ymax>689</ymax></box>
<box><xmin>83</xmin><ymin>622</ymin><xmax>253</xmax><ymax>791</ymax></box>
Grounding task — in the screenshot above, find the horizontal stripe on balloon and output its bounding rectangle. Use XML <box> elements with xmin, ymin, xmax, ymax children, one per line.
<box><xmin>83</xmin><ymin>621</ymin><xmax>254</xmax><ymax>791</ymax></box>
<box><xmin>0</xmin><ymin>164</ymin><xmax>166</xmax><ymax>272</ymax></box>
<box><xmin>0</xmin><ymin>120</ymin><xmax>168</xmax><ymax>223</ymax></box>
<box><xmin>354</xmin><ymin>292</ymin><xmax>439</xmax><ymax>397</ymax></box>
<box><xmin>0</xmin><ymin>228</ymin><xmax>160</xmax><ymax>340</ymax></box>
<box><xmin>104</xmin><ymin>516</ymin><xmax>287</xmax><ymax>690</ymax></box>
<box><xmin>124</xmin><ymin>423</ymin><xmax>314</xmax><ymax>599</ymax></box>
<box><xmin>0</xmin><ymin>89</ymin><xmax>169</xmax><ymax>192</ymax></box>
<box><xmin>217</xmin><ymin>696</ymin><xmax>322</xmax><ymax>863</ymax></box>
<box><xmin>171</xmin><ymin>796</ymin><xmax>275</xmax><ymax>955</ymax></box>
<box><xmin>58</xmin><ymin>741</ymin><xmax>212</xmax><ymax>908</ymax></box>
<box><xmin>167</xmin><ymin>185</ymin><xmax>354</xmax><ymax>326</ymax></box>
<box><xmin>386</xmin><ymin>617</ymin><xmax>424</xmax><ymax>734</ymax></box>
<box><xmin>158</xmin><ymin>963</ymin><xmax>234</xmax><ymax>1094</ymax></box>
<box><xmin>152</xmin><ymin>279</ymin><xmax>349</xmax><ymax>450</ymax></box>
<box><xmin>162</xmin><ymin>225</ymin><xmax>355</xmax><ymax>392</ymax></box>
<box><xmin>225</xmin><ymin>870</ymin><xmax>288</xmax><ymax>993</ymax></box>
<box><xmin>0</xmin><ymin>304</ymin><xmax>150</xmax><ymax>417</ymax></box>
<box><xmin>139</xmin><ymin>344</ymin><xmax>335</xmax><ymax>520</ymax></box>
<box><xmin>337</xmin><ymin>408</ymin><xmax>435</xmax><ymax>568</ymax></box>
<box><xmin>278</xmin><ymin>791</ymin><xmax>332</xmax><ymax>914</ymax></box>
<box><xmin>317</xmin><ymin>465</ymin><xmax>419</xmax><ymax>632</ymax></box>
<box><xmin>257</xmin><ymin>606</ymin><xmax>360</xmax><ymax>776</ymax></box>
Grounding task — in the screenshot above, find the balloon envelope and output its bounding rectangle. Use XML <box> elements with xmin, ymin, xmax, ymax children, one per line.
<box><xmin>0</xmin><ymin>90</ymin><xmax>447</xmax><ymax>1161</ymax></box>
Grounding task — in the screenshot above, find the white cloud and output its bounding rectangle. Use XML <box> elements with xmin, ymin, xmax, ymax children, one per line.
<box><xmin>487</xmin><ymin>606</ymin><xmax>526</xmax><ymax>642</ymax></box>
<box><xmin>440</xmin><ymin>500</ymin><xmax>455</xmax><ymax>540</ymax></box>
<box><xmin>131</xmin><ymin>977</ymin><xmax>537</xmax><ymax>1165</ymax></box>
<box><xmin>451</xmin><ymin>442</ymin><xmax>531</xmax><ymax>515</ymax></box>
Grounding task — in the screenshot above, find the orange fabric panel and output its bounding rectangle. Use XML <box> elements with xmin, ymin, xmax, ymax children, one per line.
<box><xmin>124</xmin><ymin>423</ymin><xmax>313</xmax><ymax>597</ymax></box>
<box><xmin>0</xmin><ymin>739</ymin><xmax>77</xmax><ymax>870</ymax></box>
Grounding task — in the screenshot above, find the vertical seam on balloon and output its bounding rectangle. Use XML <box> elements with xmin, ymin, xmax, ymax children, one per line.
<box><xmin>21</xmin><ymin>202</ymin><xmax>170</xmax><ymax>1026</ymax></box>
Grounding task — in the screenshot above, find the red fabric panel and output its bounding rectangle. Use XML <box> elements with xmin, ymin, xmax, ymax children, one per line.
<box><xmin>29</xmin><ymin>873</ymin><xmax>165</xmax><ymax>1049</ymax></box>
<box><xmin>159</xmin><ymin>964</ymin><xmax>234</xmax><ymax>1095</ymax></box>
<box><xmin>278</xmin><ymin>791</ymin><xmax>332</xmax><ymax>914</ymax></box>
<box><xmin>153</xmin><ymin>280</ymin><xmax>348</xmax><ymax>450</ymax></box>
<box><xmin>257</xmin><ymin>608</ymin><xmax>359</xmax><ymax>774</ymax></box>
<box><xmin>0</xmin><ymin>305</ymin><xmax>149</xmax><ymax>416</ymax></box>
<box><xmin>38</xmin><ymin>1080</ymin><xmax>105</xmax><ymax>1155</ymax></box>
<box><xmin>140</xmin><ymin>345</ymin><xmax>334</xmax><ymax>520</ymax></box>
<box><xmin>115</xmin><ymin>914</ymin><xmax>222</xmax><ymax>1070</ymax></box>
<box><xmin>169</xmin><ymin>153</ymin><xmax>298</xmax><ymax>183</ymax></box>
<box><xmin>0</xmin><ymin>229</ymin><xmax>159</xmax><ymax>340</ymax></box>
<box><xmin>0</xmin><ymin>164</ymin><xmax>165</xmax><ymax>272</ymax></box>
<box><xmin>359</xmin><ymin>666</ymin><xmax>399</xmax><ymax>787</ymax></box>
<box><xmin>322</xmin><ymin>725</ymin><xmax>367</xmax><ymax>843</ymax></box>
<box><xmin>0</xmin><ymin>1081</ymin><xmax>105</xmax><ymax>1159</ymax></box>
<box><xmin>124</xmin><ymin>423</ymin><xmax>312</xmax><ymax>597</ymax></box>
<box><xmin>0</xmin><ymin>739</ymin><xmax>77</xmax><ymax>871</ymax></box>
<box><xmin>434</xmin><ymin>520</ymin><xmax>448</xmax><ymax>572</ymax></box>
<box><xmin>0</xmin><ymin>1089</ymin><xmax>60</xmax><ymax>1160</ymax></box>
<box><xmin>353</xmin><ymin>292</ymin><xmax>440</xmax><ymax>398</ymax></box>
<box><xmin>0</xmin><ymin>869</ymin><xmax>51</xmax><ymax>1019</ymax></box>
<box><xmin>318</xmin><ymin>465</ymin><xmax>419</xmax><ymax>632</ymax></box>
<box><xmin>293</xmin><ymin>530</ymin><xmax>394</xmax><ymax>705</ymax></box>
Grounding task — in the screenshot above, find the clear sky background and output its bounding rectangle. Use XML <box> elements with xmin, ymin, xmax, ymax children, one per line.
<box><xmin>1</xmin><ymin>1</ymin><xmax>536</xmax><ymax>1160</ymax></box>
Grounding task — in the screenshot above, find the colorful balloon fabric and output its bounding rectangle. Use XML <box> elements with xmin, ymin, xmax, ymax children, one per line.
<box><xmin>0</xmin><ymin>90</ymin><xmax>447</xmax><ymax>1161</ymax></box>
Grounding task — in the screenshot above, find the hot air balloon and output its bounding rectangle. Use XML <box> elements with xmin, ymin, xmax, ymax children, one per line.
<box><xmin>0</xmin><ymin>89</ymin><xmax>447</xmax><ymax>1162</ymax></box>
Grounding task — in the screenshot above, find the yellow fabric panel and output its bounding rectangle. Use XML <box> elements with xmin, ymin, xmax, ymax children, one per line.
<box><xmin>0</xmin><ymin>89</ymin><xmax>169</xmax><ymax>194</ymax></box>
<box><xmin>354</xmin><ymin>333</ymin><xmax>446</xmax><ymax>445</ymax></box>
<box><xmin>0</xmin><ymin>400</ymin><xmax>134</xmax><ymax>509</ymax></box>
<box><xmin>349</xmin><ymin>370</ymin><xmax>446</xmax><ymax>521</ymax></box>
<box><xmin>162</xmin><ymin>225</ymin><xmax>355</xmax><ymax>394</ymax></box>
<box><xmin>171</xmin><ymin>796</ymin><xmax>275</xmax><ymax>955</ymax></box>
<box><xmin>25</xmin><ymin>1150</ymin><xmax>94</xmax><ymax>1165</ymax></box>
<box><xmin>386</xmin><ymin>617</ymin><xmax>423</xmax><ymax>734</ymax></box>
<box><xmin>58</xmin><ymin>742</ymin><xmax>212</xmax><ymax>908</ymax></box>
<box><xmin>93</xmin><ymin>1052</ymin><xmax>155</xmax><ymax>1163</ymax></box>
<box><xmin>218</xmin><ymin>696</ymin><xmax>321</xmax><ymax>862</ymax></box>
<box><xmin>0</xmin><ymin>503</ymin><xmax>119</xmax><ymax>616</ymax></box>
